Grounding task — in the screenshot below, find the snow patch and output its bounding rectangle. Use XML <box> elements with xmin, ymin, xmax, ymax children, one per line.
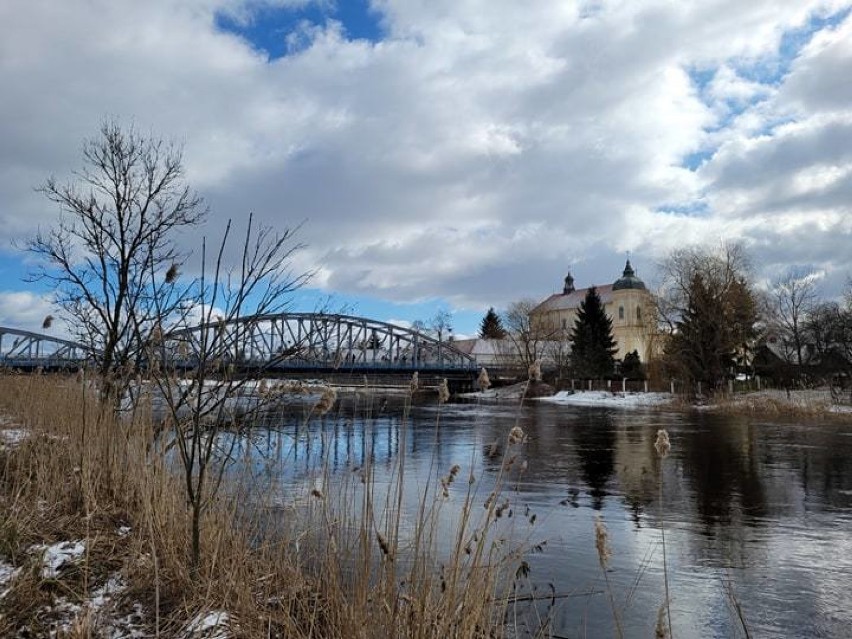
<box><xmin>538</xmin><ymin>391</ymin><xmax>673</xmax><ymax>408</ymax></box>
<box><xmin>46</xmin><ymin>596</ymin><xmax>85</xmax><ymax>635</ymax></box>
<box><xmin>0</xmin><ymin>560</ymin><xmax>21</xmax><ymax>600</ymax></box>
<box><xmin>459</xmin><ymin>381</ymin><xmax>529</xmax><ymax>401</ymax></box>
<box><xmin>186</xmin><ymin>610</ymin><xmax>231</xmax><ymax>638</ymax></box>
<box><xmin>0</xmin><ymin>427</ymin><xmax>29</xmax><ymax>448</ymax></box>
<box><xmin>0</xmin><ymin>561</ymin><xmax>18</xmax><ymax>585</ymax></box>
<box><xmin>104</xmin><ymin>602</ymin><xmax>148</xmax><ymax>638</ymax></box>
<box><xmin>33</xmin><ymin>540</ymin><xmax>86</xmax><ymax>578</ymax></box>
<box><xmin>90</xmin><ymin>575</ymin><xmax>125</xmax><ymax>610</ymax></box>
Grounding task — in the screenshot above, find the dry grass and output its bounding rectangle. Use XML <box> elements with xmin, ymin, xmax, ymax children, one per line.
<box><xmin>704</xmin><ymin>389</ymin><xmax>852</xmax><ymax>420</ymax></box>
<box><xmin>0</xmin><ymin>373</ymin><xmax>530</xmax><ymax>637</ymax></box>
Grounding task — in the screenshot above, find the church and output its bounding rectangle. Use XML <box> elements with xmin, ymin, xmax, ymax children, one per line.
<box><xmin>529</xmin><ymin>261</ymin><xmax>657</xmax><ymax>362</ymax></box>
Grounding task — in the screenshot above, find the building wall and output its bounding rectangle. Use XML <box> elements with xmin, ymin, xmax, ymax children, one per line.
<box><xmin>531</xmin><ymin>288</ymin><xmax>657</xmax><ymax>361</ymax></box>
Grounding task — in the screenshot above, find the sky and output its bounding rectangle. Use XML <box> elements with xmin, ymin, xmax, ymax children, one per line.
<box><xmin>1</xmin><ymin>0</ymin><xmax>851</xmax><ymax>338</ymax></box>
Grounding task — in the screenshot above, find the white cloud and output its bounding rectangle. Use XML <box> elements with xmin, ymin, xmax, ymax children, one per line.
<box><xmin>0</xmin><ymin>0</ymin><xmax>850</xmax><ymax>317</ymax></box>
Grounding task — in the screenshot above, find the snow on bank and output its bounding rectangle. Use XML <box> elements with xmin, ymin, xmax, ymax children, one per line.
<box><xmin>458</xmin><ymin>382</ymin><xmax>528</xmax><ymax>401</ymax></box>
<box><xmin>538</xmin><ymin>391</ymin><xmax>674</xmax><ymax>408</ymax></box>
<box><xmin>702</xmin><ymin>389</ymin><xmax>852</xmax><ymax>415</ymax></box>
<box><xmin>32</xmin><ymin>540</ymin><xmax>87</xmax><ymax>578</ymax></box>
<box><xmin>185</xmin><ymin>610</ymin><xmax>232</xmax><ymax>638</ymax></box>
<box><xmin>0</xmin><ymin>560</ymin><xmax>20</xmax><ymax>601</ymax></box>
<box><xmin>0</xmin><ymin>427</ymin><xmax>29</xmax><ymax>448</ymax></box>
<box><xmin>1</xmin><ymin>543</ymin><xmax>149</xmax><ymax>637</ymax></box>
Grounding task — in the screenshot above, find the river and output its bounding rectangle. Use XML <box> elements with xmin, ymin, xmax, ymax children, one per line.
<box><xmin>225</xmin><ymin>398</ymin><xmax>852</xmax><ymax>638</ymax></box>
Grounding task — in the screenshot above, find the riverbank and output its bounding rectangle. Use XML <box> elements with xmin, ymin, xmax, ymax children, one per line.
<box><xmin>0</xmin><ymin>374</ymin><xmax>529</xmax><ymax>637</ymax></box>
<box><xmin>461</xmin><ymin>384</ymin><xmax>851</xmax><ymax>420</ymax></box>
<box><xmin>538</xmin><ymin>390</ymin><xmax>674</xmax><ymax>408</ymax></box>
<box><xmin>699</xmin><ymin>388</ymin><xmax>852</xmax><ymax>419</ymax></box>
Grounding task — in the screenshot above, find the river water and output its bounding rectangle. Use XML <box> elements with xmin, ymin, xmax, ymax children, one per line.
<box><xmin>228</xmin><ymin>399</ymin><xmax>852</xmax><ymax>638</ymax></box>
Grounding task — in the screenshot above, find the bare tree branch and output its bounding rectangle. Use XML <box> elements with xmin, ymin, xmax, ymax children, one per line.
<box><xmin>25</xmin><ymin>120</ymin><xmax>207</xmax><ymax>401</ymax></box>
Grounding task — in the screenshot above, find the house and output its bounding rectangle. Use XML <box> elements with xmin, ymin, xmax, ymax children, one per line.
<box><xmin>451</xmin><ymin>337</ymin><xmax>519</xmax><ymax>367</ymax></box>
<box><xmin>529</xmin><ymin>261</ymin><xmax>658</xmax><ymax>362</ymax></box>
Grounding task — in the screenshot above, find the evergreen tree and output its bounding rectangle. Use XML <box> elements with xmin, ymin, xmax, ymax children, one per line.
<box><xmin>659</xmin><ymin>243</ymin><xmax>758</xmax><ymax>392</ymax></box>
<box><xmin>479</xmin><ymin>307</ymin><xmax>507</xmax><ymax>339</ymax></box>
<box><xmin>621</xmin><ymin>350</ymin><xmax>645</xmax><ymax>380</ymax></box>
<box><xmin>665</xmin><ymin>272</ymin><xmax>747</xmax><ymax>388</ymax></box>
<box><xmin>570</xmin><ymin>287</ymin><xmax>617</xmax><ymax>378</ymax></box>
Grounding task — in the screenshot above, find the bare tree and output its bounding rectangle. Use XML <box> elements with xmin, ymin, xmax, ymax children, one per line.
<box><xmin>148</xmin><ymin>214</ymin><xmax>309</xmax><ymax>572</ymax></box>
<box><xmin>503</xmin><ymin>299</ymin><xmax>548</xmax><ymax>369</ymax></box>
<box><xmin>768</xmin><ymin>268</ymin><xmax>819</xmax><ymax>368</ymax></box>
<box><xmin>804</xmin><ymin>298</ymin><xmax>852</xmax><ymax>402</ymax></box>
<box><xmin>27</xmin><ymin>121</ymin><xmax>206</xmax><ymax>400</ymax></box>
<box><xmin>429</xmin><ymin>309</ymin><xmax>454</xmax><ymax>342</ymax></box>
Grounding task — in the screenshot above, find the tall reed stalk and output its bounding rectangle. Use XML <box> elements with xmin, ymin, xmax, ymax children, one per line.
<box><xmin>655</xmin><ymin>429</ymin><xmax>673</xmax><ymax>638</ymax></box>
<box><xmin>0</xmin><ymin>373</ymin><xmax>532</xmax><ymax>637</ymax></box>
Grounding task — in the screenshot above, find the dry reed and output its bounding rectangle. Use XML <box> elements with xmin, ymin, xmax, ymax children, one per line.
<box><xmin>0</xmin><ymin>373</ymin><xmax>528</xmax><ymax>637</ymax></box>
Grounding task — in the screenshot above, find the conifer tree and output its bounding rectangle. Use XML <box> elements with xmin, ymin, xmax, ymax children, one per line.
<box><xmin>479</xmin><ymin>307</ymin><xmax>507</xmax><ymax>339</ymax></box>
<box><xmin>570</xmin><ymin>287</ymin><xmax>617</xmax><ymax>378</ymax></box>
<box><xmin>621</xmin><ymin>350</ymin><xmax>644</xmax><ymax>379</ymax></box>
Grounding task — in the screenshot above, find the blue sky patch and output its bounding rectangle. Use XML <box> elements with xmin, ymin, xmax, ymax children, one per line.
<box><xmin>215</xmin><ymin>0</ymin><xmax>384</xmax><ymax>59</ymax></box>
<box><xmin>655</xmin><ymin>201</ymin><xmax>710</xmax><ymax>217</ymax></box>
<box><xmin>737</xmin><ymin>7</ymin><xmax>850</xmax><ymax>86</ymax></box>
<box><xmin>680</xmin><ymin>149</ymin><xmax>713</xmax><ymax>171</ymax></box>
<box><xmin>0</xmin><ymin>250</ymin><xmax>36</xmax><ymax>293</ymax></box>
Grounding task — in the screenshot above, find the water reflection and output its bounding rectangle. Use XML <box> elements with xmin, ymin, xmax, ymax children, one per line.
<box><xmin>226</xmin><ymin>401</ymin><xmax>852</xmax><ymax>638</ymax></box>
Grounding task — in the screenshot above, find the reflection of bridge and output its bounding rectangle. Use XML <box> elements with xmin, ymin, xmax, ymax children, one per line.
<box><xmin>1</xmin><ymin>314</ymin><xmax>478</xmax><ymax>377</ymax></box>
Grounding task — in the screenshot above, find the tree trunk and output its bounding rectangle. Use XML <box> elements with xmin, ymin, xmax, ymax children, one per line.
<box><xmin>191</xmin><ymin>501</ymin><xmax>201</xmax><ymax>576</ymax></box>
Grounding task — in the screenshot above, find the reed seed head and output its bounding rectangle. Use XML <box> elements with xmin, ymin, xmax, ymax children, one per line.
<box><xmin>409</xmin><ymin>371</ymin><xmax>419</xmax><ymax>392</ymax></box>
<box><xmin>508</xmin><ymin>426</ymin><xmax>525</xmax><ymax>445</ymax></box>
<box><xmin>495</xmin><ymin>500</ymin><xmax>509</xmax><ymax>518</ymax></box>
<box><xmin>42</xmin><ymin>315</ymin><xmax>54</xmax><ymax>329</ymax></box>
<box><xmin>655</xmin><ymin>429</ymin><xmax>671</xmax><ymax>458</ymax></box>
<box><xmin>528</xmin><ymin>360</ymin><xmax>542</xmax><ymax>382</ymax></box>
<box><xmin>655</xmin><ymin>603</ymin><xmax>669</xmax><ymax>638</ymax></box>
<box><xmin>477</xmin><ymin>367</ymin><xmax>491</xmax><ymax>391</ymax></box>
<box><xmin>165</xmin><ymin>263</ymin><xmax>179</xmax><ymax>283</ymax></box>
<box><xmin>437</xmin><ymin>378</ymin><xmax>450</xmax><ymax>404</ymax></box>
<box><xmin>315</xmin><ymin>386</ymin><xmax>337</xmax><ymax>415</ymax></box>
<box><xmin>594</xmin><ymin>515</ymin><xmax>611</xmax><ymax>567</ymax></box>
<box><xmin>376</xmin><ymin>532</ymin><xmax>392</xmax><ymax>559</ymax></box>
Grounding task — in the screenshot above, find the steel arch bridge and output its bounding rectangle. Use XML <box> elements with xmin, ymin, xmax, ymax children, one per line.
<box><xmin>1</xmin><ymin>314</ymin><xmax>477</xmax><ymax>375</ymax></box>
<box><xmin>164</xmin><ymin>313</ymin><xmax>477</xmax><ymax>373</ymax></box>
<box><xmin>0</xmin><ymin>327</ymin><xmax>94</xmax><ymax>370</ymax></box>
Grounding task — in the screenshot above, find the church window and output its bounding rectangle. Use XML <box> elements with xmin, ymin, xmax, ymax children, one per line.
<box><xmin>636</xmin><ymin>307</ymin><xmax>642</xmax><ymax>320</ymax></box>
<box><xmin>562</xmin><ymin>318</ymin><xmax>567</xmax><ymax>330</ymax></box>
<box><xmin>618</xmin><ymin>306</ymin><xmax>624</xmax><ymax>320</ymax></box>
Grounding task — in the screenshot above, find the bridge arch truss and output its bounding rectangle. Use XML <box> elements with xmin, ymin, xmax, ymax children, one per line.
<box><xmin>0</xmin><ymin>327</ymin><xmax>93</xmax><ymax>370</ymax></box>
<box><xmin>165</xmin><ymin>313</ymin><xmax>477</xmax><ymax>372</ymax></box>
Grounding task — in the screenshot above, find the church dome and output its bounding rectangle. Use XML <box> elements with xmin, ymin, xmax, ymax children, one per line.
<box><xmin>612</xmin><ymin>260</ymin><xmax>646</xmax><ymax>291</ymax></box>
